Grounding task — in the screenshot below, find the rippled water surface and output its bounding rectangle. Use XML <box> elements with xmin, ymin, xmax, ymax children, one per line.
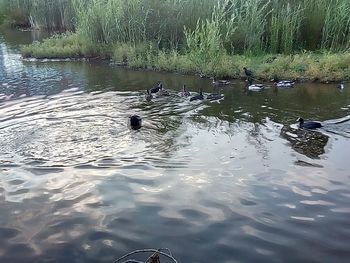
<box><xmin>1</xmin><ymin>30</ymin><xmax>350</xmax><ymax>263</ymax></box>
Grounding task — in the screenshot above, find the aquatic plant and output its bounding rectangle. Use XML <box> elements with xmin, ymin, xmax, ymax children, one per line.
<box><xmin>3</xmin><ymin>0</ymin><xmax>350</xmax><ymax>53</ymax></box>
<box><xmin>269</xmin><ymin>0</ymin><xmax>303</xmax><ymax>53</ymax></box>
<box><xmin>321</xmin><ymin>0</ymin><xmax>350</xmax><ymax>51</ymax></box>
<box><xmin>184</xmin><ymin>5</ymin><xmax>224</xmax><ymax>75</ymax></box>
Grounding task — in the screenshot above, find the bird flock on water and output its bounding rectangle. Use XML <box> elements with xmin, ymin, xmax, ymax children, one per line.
<box><xmin>128</xmin><ymin>67</ymin><xmax>344</xmax><ymax>130</ymax></box>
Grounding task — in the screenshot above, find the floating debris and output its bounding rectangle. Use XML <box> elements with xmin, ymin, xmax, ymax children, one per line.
<box><xmin>114</xmin><ymin>248</ymin><xmax>178</xmax><ymax>263</ymax></box>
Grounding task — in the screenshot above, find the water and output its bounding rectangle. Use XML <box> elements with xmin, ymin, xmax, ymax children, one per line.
<box><xmin>1</xmin><ymin>29</ymin><xmax>350</xmax><ymax>263</ymax></box>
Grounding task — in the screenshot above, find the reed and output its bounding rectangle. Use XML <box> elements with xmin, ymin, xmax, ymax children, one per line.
<box><xmin>4</xmin><ymin>0</ymin><xmax>350</xmax><ymax>56</ymax></box>
<box><xmin>0</xmin><ymin>0</ymin><xmax>31</xmax><ymax>27</ymax></box>
<box><xmin>0</xmin><ymin>1</ymin><xmax>5</xmax><ymax>25</ymax></box>
<box><xmin>269</xmin><ymin>1</ymin><xmax>303</xmax><ymax>53</ymax></box>
<box><xmin>184</xmin><ymin>3</ymin><xmax>223</xmax><ymax>74</ymax></box>
<box><xmin>229</xmin><ymin>0</ymin><xmax>271</xmax><ymax>54</ymax></box>
<box><xmin>321</xmin><ymin>0</ymin><xmax>350</xmax><ymax>51</ymax></box>
<box><xmin>300</xmin><ymin>0</ymin><xmax>328</xmax><ymax>50</ymax></box>
<box><xmin>70</xmin><ymin>0</ymin><xmax>218</xmax><ymax>47</ymax></box>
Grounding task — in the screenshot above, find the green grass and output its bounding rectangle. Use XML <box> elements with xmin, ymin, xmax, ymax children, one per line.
<box><xmin>21</xmin><ymin>32</ymin><xmax>350</xmax><ymax>82</ymax></box>
<box><xmin>22</xmin><ymin>32</ymin><xmax>83</xmax><ymax>58</ymax></box>
<box><xmin>11</xmin><ymin>0</ymin><xmax>350</xmax><ymax>82</ymax></box>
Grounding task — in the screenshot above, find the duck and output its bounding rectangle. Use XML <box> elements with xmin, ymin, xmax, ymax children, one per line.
<box><xmin>189</xmin><ymin>89</ymin><xmax>204</xmax><ymax>101</ymax></box>
<box><xmin>158</xmin><ymin>85</ymin><xmax>170</xmax><ymax>96</ymax></box>
<box><xmin>247</xmin><ymin>84</ymin><xmax>264</xmax><ymax>91</ymax></box>
<box><xmin>212</xmin><ymin>77</ymin><xmax>230</xmax><ymax>86</ymax></box>
<box><xmin>297</xmin><ymin>117</ymin><xmax>322</xmax><ymax>129</ymax></box>
<box><xmin>180</xmin><ymin>85</ymin><xmax>191</xmax><ymax>97</ymax></box>
<box><xmin>129</xmin><ymin>115</ymin><xmax>142</xmax><ymax>130</ymax></box>
<box><xmin>272</xmin><ymin>77</ymin><xmax>295</xmax><ymax>88</ymax></box>
<box><xmin>337</xmin><ymin>82</ymin><xmax>344</xmax><ymax>90</ymax></box>
<box><xmin>246</xmin><ymin>79</ymin><xmax>264</xmax><ymax>91</ymax></box>
<box><xmin>207</xmin><ymin>93</ymin><xmax>224</xmax><ymax>101</ymax></box>
<box><xmin>145</xmin><ymin>89</ymin><xmax>152</xmax><ymax>101</ymax></box>
<box><xmin>150</xmin><ymin>81</ymin><xmax>162</xmax><ymax>93</ymax></box>
<box><xmin>275</xmin><ymin>80</ymin><xmax>295</xmax><ymax>88</ymax></box>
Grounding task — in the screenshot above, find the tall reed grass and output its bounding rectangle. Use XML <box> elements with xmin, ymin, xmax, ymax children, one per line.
<box><xmin>3</xmin><ymin>0</ymin><xmax>350</xmax><ymax>54</ymax></box>
<box><xmin>0</xmin><ymin>0</ymin><xmax>74</xmax><ymax>29</ymax></box>
<box><xmin>269</xmin><ymin>1</ymin><xmax>303</xmax><ymax>53</ymax></box>
<box><xmin>321</xmin><ymin>0</ymin><xmax>350</xmax><ymax>51</ymax></box>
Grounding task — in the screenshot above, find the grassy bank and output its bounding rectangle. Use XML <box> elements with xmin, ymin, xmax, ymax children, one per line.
<box><xmin>4</xmin><ymin>0</ymin><xmax>350</xmax><ymax>81</ymax></box>
<box><xmin>22</xmin><ymin>32</ymin><xmax>350</xmax><ymax>82</ymax></box>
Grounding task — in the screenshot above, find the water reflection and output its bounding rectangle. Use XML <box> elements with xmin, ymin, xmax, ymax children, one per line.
<box><xmin>281</xmin><ymin>125</ymin><xmax>329</xmax><ymax>159</ymax></box>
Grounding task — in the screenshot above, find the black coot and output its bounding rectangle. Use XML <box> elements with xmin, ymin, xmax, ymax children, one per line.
<box><xmin>298</xmin><ymin>117</ymin><xmax>322</xmax><ymax>129</ymax></box>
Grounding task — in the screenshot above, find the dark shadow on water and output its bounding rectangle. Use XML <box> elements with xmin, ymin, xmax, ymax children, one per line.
<box><xmin>280</xmin><ymin>125</ymin><xmax>329</xmax><ymax>159</ymax></box>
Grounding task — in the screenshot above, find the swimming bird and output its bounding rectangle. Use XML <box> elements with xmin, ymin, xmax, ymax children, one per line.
<box><xmin>297</xmin><ymin>117</ymin><xmax>322</xmax><ymax>129</ymax></box>
<box><xmin>207</xmin><ymin>93</ymin><xmax>224</xmax><ymax>101</ymax></box>
<box><xmin>180</xmin><ymin>85</ymin><xmax>191</xmax><ymax>97</ymax></box>
<box><xmin>337</xmin><ymin>82</ymin><xmax>344</xmax><ymax>90</ymax></box>
<box><xmin>145</xmin><ymin>89</ymin><xmax>152</xmax><ymax>102</ymax></box>
<box><xmin>150</xmin><ymin>81</ymin><xmax>162</xmax><ymax>93</ymax></box>
<box><xmin>212</xmin><ymin>77</ymin><xmax>230</xmax><ymax>86</ymax></box>
<box><xmin>189</xmin><ymin>89</ymin><xmax>204</xmax><ymax>101</ymax></box>
<box><xmin>246</xmin><ymin>78</ymin><xmax>264</xmax><ymax>91</ymax></box>
<box><xmin>247</xmin><ymin>84</ymin><xmax>264</xmax><ymax>91</ymax></box>
<box><xmin>271</xmin><ymin>77</ymin><xmax>295</xmax><ymax>88</ymax></box>
<box><xmin>158</xmin><ymin>85</ymin><xmax>170</xmax><ymax>96</ymax></box>
<box><xmin>275</xmin><ymin>80</ymin><xmax>295</xmax><ymax>88</ymax></box>
<box><xmin>129</xmin><ymin>115</ymin><xmax>142</xmax><ymax>130</ymax></box>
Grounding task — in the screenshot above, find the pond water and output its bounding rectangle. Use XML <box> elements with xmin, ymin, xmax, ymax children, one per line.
<box><xmin>1</xmin><ymin>29</ymin><xmax>350</xmax><ymax>263</ymax></box>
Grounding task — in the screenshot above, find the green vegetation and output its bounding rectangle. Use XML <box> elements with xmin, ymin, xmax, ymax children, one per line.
<box><xmin>22</xmin><ymin>32</ymin><xmax>350</xmax><ymax>82</ymax></box>
<box><xmin>2</xmin><ymin>0</ymin><xmax>350</xmax><ymax>51</ymax></box>
<box><xmin>21</xmin><ymin>32</ymin><xmax>111</xmax><ymax>58</ymax></box>
<box><xmin>0</xmin><ymin>0</ymin><xmax>75</xmax><ymax>29</ymax></box>
<box><xmin>1</xmin><ymin>0</ymin><xmax>350</xmax><ymax>81</ymax></box>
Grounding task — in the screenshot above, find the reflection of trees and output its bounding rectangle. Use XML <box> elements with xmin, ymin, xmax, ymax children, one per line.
<box><xmin>280</xmin><ymin>125</ymin><xmax>329</xmax><ymax>159</ymax></box>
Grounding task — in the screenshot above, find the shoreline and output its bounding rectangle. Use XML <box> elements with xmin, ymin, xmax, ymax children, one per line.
<box><xmin>19</xmin><ymin>32</ymin><xmax>350</xmax><ymax>84</ymax></box>
<box><xmin>21</xmin><ymin>56</ymin><xmax>347</xmax><ymax>85</ymax></box>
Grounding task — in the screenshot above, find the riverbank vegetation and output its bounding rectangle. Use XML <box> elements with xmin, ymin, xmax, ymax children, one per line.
<box><xmin>2</xmin><ymin>0</ymin><xmax>350</xmax><ymax>81</ymax></box>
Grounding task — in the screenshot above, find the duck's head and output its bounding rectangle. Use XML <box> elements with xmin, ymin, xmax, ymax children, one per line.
<box><xmin>183</xmin><ymin>85</ymin><xmax>187</xmax><ymax>91</ymax></box>
<box><xmin>297</xmin><ymin>117</ymin><xmax>304</xmax><ymax>124</ymax></box>
<box><xmin>129</xmin><ymin>115</ymin><xmax>142</xmax><ymax>130</ymax></box>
